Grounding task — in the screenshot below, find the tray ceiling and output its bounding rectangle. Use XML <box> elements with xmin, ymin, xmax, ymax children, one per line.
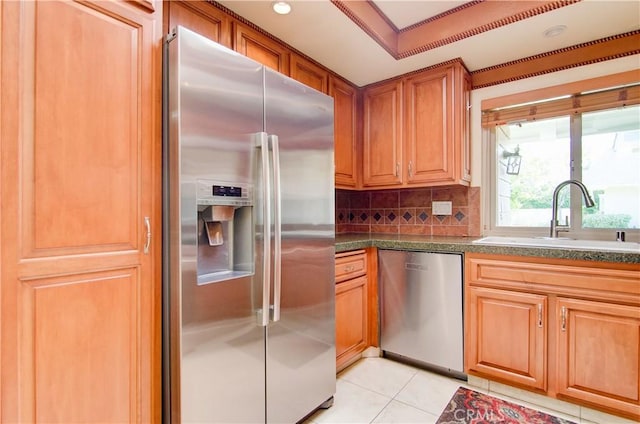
<box><xmin>216</xmin><ymin>0</ymin><xmax>640</xmax><ymax>86</ymax></box>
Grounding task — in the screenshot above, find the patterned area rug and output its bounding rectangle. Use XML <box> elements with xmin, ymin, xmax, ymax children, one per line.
<box><xmin>436</xmin><ymin>387</ymin><xmax>577</xmax><ymax>424</ymax></box>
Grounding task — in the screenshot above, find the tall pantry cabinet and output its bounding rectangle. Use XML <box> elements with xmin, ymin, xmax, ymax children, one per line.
<box><xmin>0</xmin><ymin>1</ymin><xmax>162</xmax><ymax>422</ymax></box>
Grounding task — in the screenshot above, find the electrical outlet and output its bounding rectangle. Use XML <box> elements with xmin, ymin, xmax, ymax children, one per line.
<box><xmin>432</xmin><ymin>201</ymin><xmax>452</xmax><ymax>215</ymax></box>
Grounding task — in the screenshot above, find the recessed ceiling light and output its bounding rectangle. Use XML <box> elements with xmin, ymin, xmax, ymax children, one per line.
<box><xmin>272</xmin><ymin>1</ymin><xmax>291</xmax><ymax>15</ymax></box>
<box><xmin>543</xmin><ymin>25</ymin><xmax>567</xmax><ymax>38</ymax></box>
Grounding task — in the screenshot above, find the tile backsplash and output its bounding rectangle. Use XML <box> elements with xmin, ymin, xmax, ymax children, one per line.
<box><xmin>336</xmin><ymin>186</ymin><xmax>481</xmax><ymax>237</ymax></box>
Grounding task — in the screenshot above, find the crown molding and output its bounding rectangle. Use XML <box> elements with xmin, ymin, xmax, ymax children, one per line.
<box><xmin>331</xmin><ymin>0</ymin><xmax>580</xmax><ymax>59</ymax></box>
<box><xmin>470</xmin><ymin>30</ymin><xmax>640</xmax><ymax>88</ymax></box>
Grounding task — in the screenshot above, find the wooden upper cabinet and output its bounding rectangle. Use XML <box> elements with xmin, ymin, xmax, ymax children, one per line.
<box><xmin>330</xmin><ymin>76</ymin><xmax>359</xmax><ymax>189</ymax></box>
<box><xmin>1</xmin><ymin>0</ymin><xmax>162</xmax><ymax>422</ymax></box>
<box><xmin>461</xmin><ymin>69</ymin><xmax>472</xmax><ymax>182</ymax></box>
<box><xmin>233</xmin><ymin>21</ymin><xmax>290</xmax><ymax>74</ymax></box>
<box><xmin>363</xmin><ymin>62</ymin><xmax>471</xmax><ymax>189</ymax></box>
<box><xmin>404</xmin><ymin>62</ymin><xmax>471</xmax><ymax>186</ymax></box>
<box><xmin>291</xmin><ymin>53</ymin><xmax>329</xmax><ymax>93</ymax></box>
<box><xmin>165</xmin><ymin>0</ymin><xmax>231</xmax><ymax>47</ymax></box>
<box><xmin>363</xmin><ymin>79</ymin><xmax>403</xmax><ymax>187</ymax></box>
<box><xmin>404</xmin><ymin>67</ymin><xmax>452</xmax><ymax>184</ymax></box>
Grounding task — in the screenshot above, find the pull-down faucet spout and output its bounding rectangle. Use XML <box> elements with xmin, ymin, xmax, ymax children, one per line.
<box><xmin>550</xmin><ymin>180</ymin><xmax>595</xmax><ymax>238</ymax></box>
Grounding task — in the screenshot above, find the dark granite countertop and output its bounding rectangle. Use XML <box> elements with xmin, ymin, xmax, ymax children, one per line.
<box><xmin>335</xmin><ymin>233</ymin><xmax>640</xmax><ymax>264</ymax></box>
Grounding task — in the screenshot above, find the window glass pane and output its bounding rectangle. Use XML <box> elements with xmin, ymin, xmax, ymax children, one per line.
<box><xmin>495</xmin><ymin>117</ymin><xmax>570</xmax><ymax>227</ymax></box>
<box><xmin>582</xmin><ymin>105</ymin><xmax>640</xmax><ymax>229</ymax></box>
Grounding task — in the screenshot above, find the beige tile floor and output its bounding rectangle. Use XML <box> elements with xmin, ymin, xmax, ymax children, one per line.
<box><xmin>303</xmin><ymin>357</ymin><xmax>637</xmax><ymax>424</ymax></box>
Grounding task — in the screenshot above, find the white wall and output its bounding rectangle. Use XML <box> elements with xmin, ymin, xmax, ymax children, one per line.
<box><xmin>469</xmin><ymin>54</ymin><xmax>640</xmax><ymax>187</ymax></box>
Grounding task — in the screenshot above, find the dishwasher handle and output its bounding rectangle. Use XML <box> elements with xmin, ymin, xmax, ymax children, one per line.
<box><xmin>405</xmin><ymin>263</ymin><xmax>429</xmax><ymax>271</ymax></box>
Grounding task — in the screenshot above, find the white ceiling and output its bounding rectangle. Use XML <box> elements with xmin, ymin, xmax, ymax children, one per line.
<box><xmin>217</xmin><ymin>0</ymin><xmax>640</xmax><ymax>87</ymax></box>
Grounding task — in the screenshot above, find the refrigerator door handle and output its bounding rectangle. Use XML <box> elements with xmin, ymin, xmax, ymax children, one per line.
<box><xmin>257</xmin><ymin>132</ymin><xmax>271</xmax><ymax>327</ymax></box>
<box><xmin>269</xmin><ymin>134</ymin><xmax>282</xmax><ymax>322</ymax></box>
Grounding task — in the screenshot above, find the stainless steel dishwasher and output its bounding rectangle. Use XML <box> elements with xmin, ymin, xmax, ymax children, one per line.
<box><xmin>379</xmin><ymin>250</ymin><xmax>464</xmax><ymax>378</ymax></box>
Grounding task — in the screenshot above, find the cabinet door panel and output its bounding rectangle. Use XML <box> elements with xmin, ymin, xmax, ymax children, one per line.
<box><xmin>466</xmin><ymin>287</ymin><xmax>547</xmax><ymax>390</ymax></box>
<box><xmin>1</xmin><ymin>1</ymin><xmax>160</xmax><ymax>422</ymax></box>
<box><xmin>330</xmin><ymin>77</ymin><xmax>358</xmax><ymax>188</ymax></box>
<box><xmin>30</xmin><ymin>270</ymin><xmax>139</xmax><ymax>423</ymax></box>
<box><xmin>166</xmin><ymin>0</ymin><xmax>230</xmax><ymax>47</ymax></box>
<box><xmin>30</xmin><ymin>0</ymin><xmax>143</xmax><ymax>255</ymax></box>
<box><xmin>405</xmin><ymin>68</ymin><xmax>452</xmax><ymax>184</ymax></box>
<box><xmin>291</xmin><ymin>53</ymin><xmax>328</xmax><ymax>93</ymax></box>
<box><xmin>336</xmin><ymin>275</ymin><xmax>368</xmax><ymax>370</ymax></box>
<box><xmin>557</xmin><ymin>298</ymin><xmax>640</xmax><ymax>418</ymax></box>
<box><xmin>233</xmin><ymin>22</ymin><xmax>289</xmax><ymax>73</ymax></box>
<box><xmin>460</xmin><ymin>70</ymin><xmax>472</xmax><ymax>182</ymax></box>
<box><xmin>363</xmin><ymin>81</ymin><xmax>402</xmax><ymax>187</ymax></box>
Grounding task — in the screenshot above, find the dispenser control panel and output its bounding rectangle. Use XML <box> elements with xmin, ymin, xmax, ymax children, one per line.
<box><xmin>197</xmin><ymin>180</ymin><xmax>252</xmax><ymax>207</ymax></box>
<box><xmin>212</xmin><ymin>185</ymin><xmax>242</xmax><ymax>197</ymax></box>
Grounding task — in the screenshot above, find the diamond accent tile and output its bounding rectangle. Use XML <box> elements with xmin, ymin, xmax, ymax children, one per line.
<box><xmin>338</xmin><ymin>212</ymin><xmax>344</xmax><ymax>221</ymax></box>
<box><xmin>360</xmin><ymin>212</ymin><xmax>368</xmax><ymax>221</ymax></box>
<box><xmin>349</xmin><ymin>212</ymin><xmax>355</xmax><ymax>222</ymax></box>
<box><xmin>373</xmin><ymin>212</ymin><xmax>382</xmax><ymax>222</ymax></box>
<box><xmin>403</xmin><ymin>211</ymin><xmax>412</xmax><ymax>221</ymax></box>
<box><xmin>418</xmin><ymin>212</ymin><xmax>428</xmax><ymax>222</ymax></box>
<box><xmin>455</xmin><ymin>211</ymin><xmax>465</xmax><ymax>222</ymax></box>
<box><xmin>387</xmin><ymin>212</ymin><xmax>396</xmax><ymax>221</ymax></box>
<box><xmin>436</xmin><ymin>215</ymin><xmax>446</xmax><ymax>222</ymax></box>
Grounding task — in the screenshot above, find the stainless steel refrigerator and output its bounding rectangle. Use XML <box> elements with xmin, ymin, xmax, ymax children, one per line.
<box><xmin>162</xmin><ymin>26</ymin><xmax>336</xmax><ymax>423</ymax></box>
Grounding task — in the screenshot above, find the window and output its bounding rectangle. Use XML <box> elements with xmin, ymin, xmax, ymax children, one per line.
<box><xmin>483</xmin><ymin>84</ymin><xmax>640</xmax><ymax>240</ymax></box>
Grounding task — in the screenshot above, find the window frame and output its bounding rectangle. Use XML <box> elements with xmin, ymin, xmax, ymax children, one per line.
<box><xmin>482</xmin><ymin>83</ymin><xmax>640</xmax><ymax>242</ymax></box>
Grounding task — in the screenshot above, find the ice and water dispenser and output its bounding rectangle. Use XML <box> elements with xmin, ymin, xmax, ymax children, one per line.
<box><xmin>196</xmin><ymin>181</ymin><xmax>253</xmax><ymax>284</ymax></box>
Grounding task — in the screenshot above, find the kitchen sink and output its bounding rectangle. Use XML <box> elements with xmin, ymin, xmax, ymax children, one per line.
<box><xmin>472</xmin><ymin>236</ymin><xmax>640</xmax><ymax>253</ymax></box>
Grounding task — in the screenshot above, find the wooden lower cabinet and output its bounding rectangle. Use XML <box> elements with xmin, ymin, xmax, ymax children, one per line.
<box><xmin>336</xmin><ymin>275</ymin><xmax>368</xmax><ymax>370</ymax></box>
<box><xmin>465</xmin><ymin>253</ymin><xmax>640</xmax><ymax>420</ymax></box>
<box><xmin>556</xmin><ymin>297</ymin><xmax>640</xmax><ymax>417</ymax></box>
<box><xmin>466</xmin><ymin>287</ymin><xmax>547</xmax><ymax>390</ymax></box>
<box><xmin>335</xmin><ymin>249</ymin><xmax>378</xmax><ymax>372</ymax></box>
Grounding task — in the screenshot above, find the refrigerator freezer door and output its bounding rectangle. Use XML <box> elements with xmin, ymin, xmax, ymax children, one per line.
<box><xmin>167</xmin><ymin>26</ymin><xmax>266</xmax><ymax>423</ymax></box>
<box><xmin>263</xmin><ymin>68</ymin><xmax>336</xmax><ymax>423</ymax></box>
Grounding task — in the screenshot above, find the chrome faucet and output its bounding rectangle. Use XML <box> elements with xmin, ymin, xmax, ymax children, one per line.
<box><xmin>550</xmin><ymin>180</ymin><xmax>595</xmax><ymax>238</ymax></box>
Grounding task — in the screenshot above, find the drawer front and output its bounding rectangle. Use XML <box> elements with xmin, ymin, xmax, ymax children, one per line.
<box><xmin>465</xmin><ymin>253</ymin><xmax>640</xmax><ymax>305</ymax></box>
<box><xmin>335</xmin><ymin>250</ymin><xmax>367</xmax><ymax>283</ymax></box>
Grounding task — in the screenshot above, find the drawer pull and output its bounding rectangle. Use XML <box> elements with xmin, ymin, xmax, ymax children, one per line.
<box><xmin>344</xmin><ymin>265</ymin><xmax>355</xmax><ymax>272</ymax></box>
<box><xmin>561</xmin><ymin>306</ymin><xmax>567</xmax><ymax>332</ymax></box>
